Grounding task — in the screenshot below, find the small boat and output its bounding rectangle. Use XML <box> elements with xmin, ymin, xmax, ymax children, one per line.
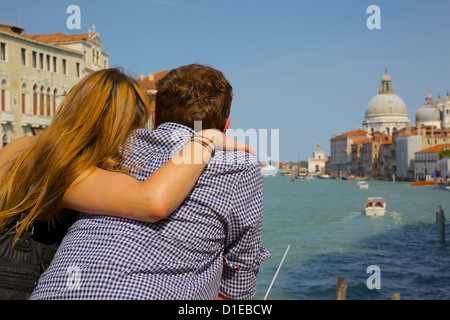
<box><xmin>261</xmin><ymin>164</ymin><xmax>278</xmax><ymax>177</ymax></box>
<box><xmin>356</xmin><ymin>181</ymin><xmax>369</xmax><ymax>189</ymax></box>
<box><xmin>365</xmin><ymin>197</ymin><xmax>386</xmax><ymax>216</ymax></box>
<box><xmin>318</xmin><ymin>174</ymin><xmax>330</xmax><ymax>179</ymax></box>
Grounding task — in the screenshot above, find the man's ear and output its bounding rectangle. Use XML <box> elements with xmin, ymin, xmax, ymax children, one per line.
<box><xmin>152</xmin><ymin>111</ymin><xmax>159</xmax><ymax>129</ymax></box>
<box><xmin>222</xmin><ymin>118</ymin><xmax>230</xmax><ymax>133</ymax></box>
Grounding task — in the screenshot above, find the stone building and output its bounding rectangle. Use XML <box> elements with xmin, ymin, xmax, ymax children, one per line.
<box><xmin>307</xmin><ymin>143</ymin><xmax>328</xmax><ymax>174</ymax></box>
<box><xmin>0</xmin><ymin>23</ymin><xmax>108</xmax><ymax>147</ymax></box>
<box><xmin>414</xmin><ymin>144</ymin><xmax>450</xmax><ymax>181</ymax></box>
<box><xmin>330</xmin><ymin>129</ymin><xmax>368</xmax><ymax>175</ymax></box>
<box><xmin>135</xmin><ymin>70</ymin><xmax>169</xmax><ymax>130</ymax></box>
<box><xmin>393</xmin><ymin>125</ymin><xmax>450</xmax><ymax>180</ymax></box>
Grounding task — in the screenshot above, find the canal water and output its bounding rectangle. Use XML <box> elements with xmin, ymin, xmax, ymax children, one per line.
<box><xmin>254</xmin><ymin>176</ymin><xmax>450</xmax><ymax>300</ymax></box>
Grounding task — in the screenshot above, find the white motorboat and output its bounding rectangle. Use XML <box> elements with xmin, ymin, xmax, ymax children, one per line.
<box><xmin>261</xmin><ymin>164</ymin><xmax>278</xmax><ymax>177</ymax></box>
<box><xmin>356</xmin><ymin>181</ymin><xmax>369</xmax><ymax>189</ymax></box>
<box><xmin>365</xmin><ymin>197</ymin><xmax>386</xmax><ymax>216</ymax></box>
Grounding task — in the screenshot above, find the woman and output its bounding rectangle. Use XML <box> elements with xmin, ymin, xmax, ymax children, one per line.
<box><xmin>0</xmin><ymin>68</ymin><xmax>252</xmax><ymax>296</ymax></box>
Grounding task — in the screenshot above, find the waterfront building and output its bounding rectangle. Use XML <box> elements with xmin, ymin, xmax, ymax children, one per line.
<box><xmin>379</xmin><ymin>136</ymin><xmax>394</xmax><ymax>180</ymax></box>
<box><xmin>441</xmin><ymin>156</ymin><xmax>450</xmax><ymax>179</ymax></box>
<box><xmin>358</xmin><ymin>133</ymin><xmax>391</xmax><ymax>178</ymax></box>
<box><xmin>135</xmin><ymin>70</ymin><xmax>169</xmax><ymax>130</ymax></box>
<box><xmin>349</xmin><ymin>137</ymin><xmax>370</xmax><ymax>176</ymax></box>
<box><xmin>414</xmin><ymin>144</ymin><xmax>450</xmax><ymax>181</ymax></box>
<box><xmin>394</xmin><ymin>134</ymin><xmax>422</xmax><ymax>181</ymax></box>
<box><xmin>0</xmin><ymin>23</ymin><xmax>108</xmax><ymax>147</ymax></box>
<box><xmin>330</xmin><ymin>129</ymin><xmax>368</xmax><ymax>175</ymax></box>
<box><xmin>393</xmin><ymin>125</ymin><xmax>450</xmax><ymax>180</ymax></box>
<box><xmin>329</xmin><ymin>71</ymin><xmax>450</xmax><ymax>181</ymax></box>
<box><xmin>307</xmin><ymin>143</ymin><xmax>328</xmax><ymax>174</ymax></box>
<box><xmin>363</xmin><ymin>71</ymin><xmax>411</xmax><ymax>135</ymax></box>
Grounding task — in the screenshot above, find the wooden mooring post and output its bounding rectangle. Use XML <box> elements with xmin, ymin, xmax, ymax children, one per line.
<box><xmin>335</xmin><ymin>276</ymin><xmax>347</xmax><ymax>300</ymax></box>
<box><xmin>335</xmin><ymin>276</ymin><xmax>400</xmax><ymax>300</ymax></box>
<box><xmin>436</xmin><ymin>206</ymin><xmax>445</xmax><ymax>244</ymax></box>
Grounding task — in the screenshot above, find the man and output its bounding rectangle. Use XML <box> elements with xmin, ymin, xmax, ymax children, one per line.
<box><xmin>31</xmin><ymin>64</ymin><xmax>269</xmax><ymax>300</ymax></box>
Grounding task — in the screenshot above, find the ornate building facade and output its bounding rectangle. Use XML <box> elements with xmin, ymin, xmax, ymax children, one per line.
<box><xmin>0</xmin><ymin>23</ymin><xmax>108</xmax><ymax>147</ymax></box>
<box><xmin>307</xmin><ymin>143</ymin><xmax>328</xmax><ymax>174</ymax></box>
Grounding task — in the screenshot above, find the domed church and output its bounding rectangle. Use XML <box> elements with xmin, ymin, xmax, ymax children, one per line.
<box><xmin>363</xmin><ymin>71</ymin><xmax>411</xmax><ymax>135</ymax></box>
<box><xmin>415</xmin><ymin>91</ymin><xmax>450</xmax><ymax>129</ymax></box>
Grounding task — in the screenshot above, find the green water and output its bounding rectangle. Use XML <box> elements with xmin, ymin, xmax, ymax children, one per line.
<box><xmin>254</xmin><ymin>177</ymin><xmax>450</xmax><ymax>300</ymax></box>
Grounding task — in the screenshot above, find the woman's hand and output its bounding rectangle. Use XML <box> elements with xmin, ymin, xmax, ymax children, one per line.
<box><xmin>197</xmin><ymin>129</ymin><xmax>256</xmax><ymax>157</ymax></box>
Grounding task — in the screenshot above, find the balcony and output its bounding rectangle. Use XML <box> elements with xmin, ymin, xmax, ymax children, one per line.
<box><xmin>0</xmin><ymin>111</ymin><xmax>14</xmax><ymax>124</ymax></box>
<box><xmin>21</xmin><ymin>114</ymin><xmax>53</xmax><ymax>128</ymax></box>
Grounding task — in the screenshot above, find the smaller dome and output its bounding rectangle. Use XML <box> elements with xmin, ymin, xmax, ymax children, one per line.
<box><xmin>416</xmin><ymin>105</ymin><xmax>441</xmax><ymax>123</ymax></box>
<box><xmin>416</xmin><ymin>91</ymin><xmax>441</xmax><ymax>125</ymax></box>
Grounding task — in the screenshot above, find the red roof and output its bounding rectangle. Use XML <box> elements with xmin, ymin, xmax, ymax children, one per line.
<box><xmin>135</xmin><ymin>70</ymin><xmax>169</xmax><ymax>92</ymax></box>
<box><xmin>415</xmin><ymin>144</ymin><xmax>450</xmax><ymax>154</ymax></box>
<box><xmin>23</xmin><ymin>32</ymin><xmax>97</xmax><ymax>43</ymax></box>
<box><xmin>332</xmin><ymin>129</ymin><xmax>368</xmax><ymax>139</ymax></box>
<box><xmin>0</xmin><ymin>23</ymin><xmax>98</xmax><ymax>49</ymax></box>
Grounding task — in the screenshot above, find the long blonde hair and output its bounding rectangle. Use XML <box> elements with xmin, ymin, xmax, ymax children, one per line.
<box><xmin>0</xmin><ymin>68</ymin><xmax>151</xmax><ymax>239</ymax></box>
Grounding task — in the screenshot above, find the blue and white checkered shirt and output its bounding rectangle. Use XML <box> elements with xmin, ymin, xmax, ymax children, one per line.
<box><xmin>30</xmin><ymin>122</ymin><xmax>270</xmax><ymax>300</ymax></box>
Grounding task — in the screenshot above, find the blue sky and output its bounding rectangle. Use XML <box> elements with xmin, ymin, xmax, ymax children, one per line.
<box><xmin>2</xmin><ymin>0</ymin><xmax>450</xmax><ymax>162</ymax></box>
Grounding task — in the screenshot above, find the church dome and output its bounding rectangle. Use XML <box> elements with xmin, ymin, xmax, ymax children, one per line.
<box><xmin>365</xmin><ymin>94</ymin><xmax>408</xmax><ymax>119</ymax></box>
<box><xmin>363</xmin><ymin>71</ymin><xmax>411</xmax><ymax>134</ymax></box>
<box><xmin>364</xmin><ymin>71</ymin><xmax>408</xmax><ymax>120</ymax></box>
<box><xmin>415</xmin><ymin>91</ymin><xmax>441</xmax><ymax>125</ymax></box>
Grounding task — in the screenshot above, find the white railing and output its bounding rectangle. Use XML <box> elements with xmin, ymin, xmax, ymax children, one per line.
<box><xmin>21</xmin><ymin>114</ymin><xmax>53</xmax><ymax>127</ymax></box>
<box><xmin>0</xmin><ymin>111</ymin><xmax>14</xmax><ymax>124</ymax></box>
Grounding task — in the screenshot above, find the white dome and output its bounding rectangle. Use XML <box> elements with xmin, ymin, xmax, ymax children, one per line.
<box><xmin>363</xmin><ymin>72</ymin><xmax>411</xmax><ymax>134</ymax></box>
<box><xmin>416</xmin><ymin>104</ymin><xmax>441</xmax><ymax>123</ymax></box>
<box><xmin>415</xmin><ymin>91</ymin><xmax>441</xmax><ymax>126</ymax></box>
<box><xmin>365</xmin><ymin>94</ymin><xmax>409</xmax><ymax>119</ymax></box>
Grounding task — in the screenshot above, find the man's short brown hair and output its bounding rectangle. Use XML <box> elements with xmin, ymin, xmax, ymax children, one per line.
<box><xmin>155</xmin><ymin>64</ymin><xmax>233</xmax><ymax>130</ymax></box>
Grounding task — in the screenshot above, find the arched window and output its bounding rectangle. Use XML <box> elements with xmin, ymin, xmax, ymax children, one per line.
<box><xmin>39</xmin><ymin>86</ymin><xmax>44</xmax><ymax>116</ymax></box>
<box><xmin>53</xmin><ymin>88</ymin><xmax>57</xmax><ymax>116</ymax></box>
<box><xmin>1</xmin><ymin>80</ymin><xmax>6</xmax><ymax>111</ymax></box>
<box><xmin>21</xmin><ymin>83</ymin><xmax>27</xmax><ymax>114</ymax></box>
<box><xmin>33</xmin><ymin>85</ymin><xmax>37</xmax><ymax>115</ymax></box>
<box><xmin>46</xmin><ymin>88</ymin><xmax>51</xmax><ymax>116</ymax></box>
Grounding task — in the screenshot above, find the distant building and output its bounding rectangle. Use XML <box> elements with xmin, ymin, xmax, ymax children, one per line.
<box><xmin>0</xmin><ymin>23</ymin><xmax>108</xmax><ymax>147</ymax></box>
<box><xmin>330</xmin><ymin>129</ymin><xmax>368</xmax><ymax>175</ymax></box>
<box><xmin>441</xmin><ymin>157</ymin><xmax>450</xmax><ymax>179</ymax></box>
<box><xmin>135</xmin><ymin>70</ymin><xmax>169</xmax><ymax>130</ymax></box>
<box><xmin>393</xmin><ymin>125</ymin><xmax>450</xmax><ymax>180</ymax></box>
<box><xmin>308</xmin><ymin>143</ymin><xmax>328</xmax><ymax>174</ymax></box>
<box><xmin>414</xmin><ymin>144</ymin><xmax>450</xmax><ymax>181</ymax></box>
<box><xmin>329</xmin><ymin>70</ymin><xmax>450</xmax><ymax>181</ymax></box>
<box><xmin>358</xmin><ymin>133</ymin><xmax>391</xmax><ymax>179</ymax></box>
